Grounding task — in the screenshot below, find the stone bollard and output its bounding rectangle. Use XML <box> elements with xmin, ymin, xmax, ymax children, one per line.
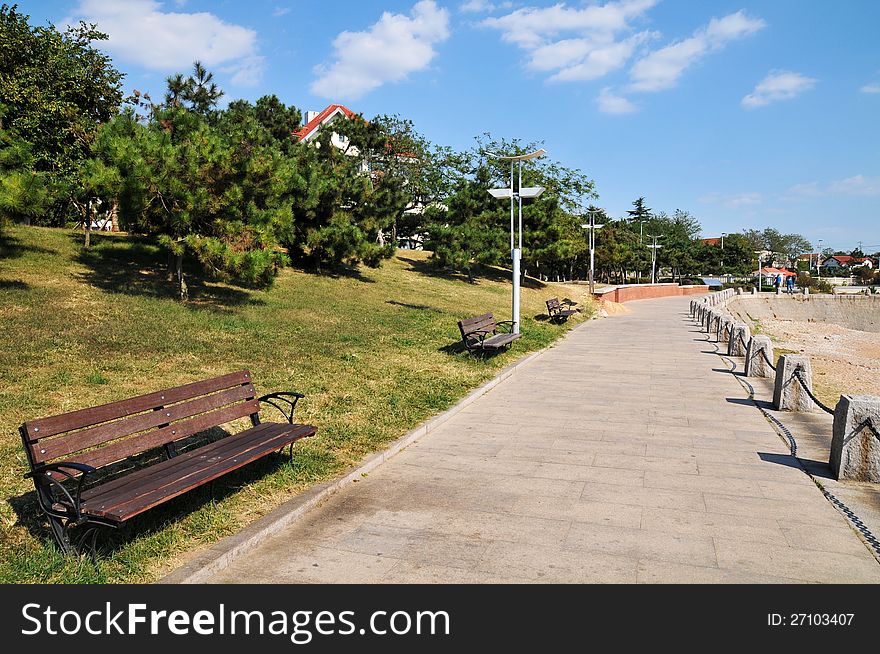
<box><xmin>830</xmin><ymin>395</ymin><xmax>880</xmax><ymax>482</ymax></box>
<box><xmin>744</xmin><ymin>335</ymin><xmax>774</xmax><ymax>378</ymax></box>
<box><xmin>717</xmin><ymin>316</ymin><xmax>731</xmax><ymax>342</ymax></box>
<box><xmin>705</xmin><ymin>309</ymin><xmax>715</xmax><ymax>332</ymax></box>
<box><xmin>751</xmin><ymin>287</ymin><xmax>757</xmax><ymax>295</ymax></box>
<box><xmin>736</xmin><ymin>287</ymin><xmax>743</xmax><ymax>295</ymax></box>
<box><xmin>727</xmin><ymin>322</ymin><xmax>751</xmax><ymax>357</ymax></box>
<box><xmin>772</xmin><ymin>355</ymin><xmax>815</xmax><ymax>412</ymax></box>
<box><xmin>722</xmin><ymin>317</ymin><xmax>734</xmax><ymax>343</ymax></box>
<box><xmin>776</xmin><ymin>286</ymin><xmax>782</xmax><ymax>295</ymax></box>
<box><xmin>803</xmin><ymin>287</ymin><xmax>809</xmax><ymax>296</ymax></box>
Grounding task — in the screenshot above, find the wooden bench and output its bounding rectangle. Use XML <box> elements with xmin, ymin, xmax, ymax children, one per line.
<box><xmin>19</xmin><ymin>370</ymin><xmax>316</xmax><ymax>557</ymax></box>
<box><xmin>546</xmin><ymin>297</ymin><xmax>577</xmax><ymax>321</ymax></box>
<box><xmin>457</xmin><ymin>313</ymin><xmax>521</xmax><ymax>354</ymax></box>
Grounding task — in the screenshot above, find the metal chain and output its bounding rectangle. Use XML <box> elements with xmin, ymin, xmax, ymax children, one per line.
<box><xmin>792</xmin><ymin>368</ymin><xmax>835</xmax><ymax>415</ymax></box>
<box><xmin>700</xmin><ymin>328</ymin><xmax>880</xmax><ymax>562</ymax></box>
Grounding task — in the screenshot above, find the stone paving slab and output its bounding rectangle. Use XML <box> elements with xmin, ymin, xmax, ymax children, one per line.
<box><xmin>201</xmin><ymin>296</ymin><xmax>880</xmax><ymax>584</ymax></box>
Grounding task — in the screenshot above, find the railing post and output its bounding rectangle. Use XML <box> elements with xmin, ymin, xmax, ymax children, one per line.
<box><xmin>705</xmin><ymin>309</ymin><xmax>715</xmax><ymax>332</ymax></box>
<box><xmin>744</xmin><ymin>335</ymin><xmax>774</xmax><ymax>378</ymax></box>
<box><xmin>772</xmin><ymin>354</ymin><xmax>815</xmax><ymax>411</ymax></box>
<box><xmin>727</xmin><ymin>322</ymin><xmax>751</xmax><ymax>357</ymax></box>
<box><xmin>830</xmin><ymin>395</ymin><xmax>880</xmax><ymax>482</ymax></box>
<box><xmin>717</xmin><ymin>316</ymin><xmax>731</xmax><ymax>343</ymax></box>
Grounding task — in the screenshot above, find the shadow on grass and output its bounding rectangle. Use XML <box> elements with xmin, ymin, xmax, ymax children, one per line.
<box><xmin>0</xmin><ymin>232</ymin><xmax>56</xmax><ymax>260</ymax></box>
<box><xmin>7</xmin><ymin>427</ymin><xmax>298</xmax><ymax>559</ymax></box>
<box><xmin>386</xmin><ymin>300</ymin><xmax>445</xmax><ymax>313</ymax></box>
<box><xmin>0</xmin><ymin>279</ymin><xmax>29</xmax><ymax>291</ymax></box>
<box><xmin>397</xmin><ymin>256</ymin><xmax>547</xmax><ymax>289</ymax></box>
<box><xmin>72</xmin><ymin>232</ymin><xmax>264</xmax><ymax>311</ymax></box>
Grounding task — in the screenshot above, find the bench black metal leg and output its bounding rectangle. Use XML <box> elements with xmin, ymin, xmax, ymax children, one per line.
<box><xmin>47</xmin><ymin>515</ymin><xmax>77</xmax><ymax>556</ymax></box>
<box><xmin>47</xmin><ymin>515</ymin><xmax>101</xmax><ymax>564</ymax></box>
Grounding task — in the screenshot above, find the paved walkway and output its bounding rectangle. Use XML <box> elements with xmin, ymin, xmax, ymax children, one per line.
<box><xmin>207</xmin><ymin>296</ymin><xmax>880</xmax><ymax>583</ymax></box>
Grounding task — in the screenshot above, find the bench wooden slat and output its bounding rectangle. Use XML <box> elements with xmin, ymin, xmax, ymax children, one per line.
<box><xmin>78</xmin><ymin>422</ymin><xmax>280</xmax><ymax>506</ymax></box>
<box><xmin>24</xmin><ymin>371</ymin><xmax>252</xmax><ymax>440</ymax></box>
<box><xmin>80</xmin><ymin>423</ymin><xmax>316</xmax><ymax>522</ymax></box>
<box><xmin>33</xmin><ymin>383</ymin><xmax>256</xmax><ymax>464</ymax></box>
<box><xmin>482</xmin><ymin>333</ymin><xmax>519</xmax><ymax>349</ymax></box>
<box><xmin>72</xmin><ymin>400</ymin><xmax>260</xmax><ymax>471</ymax></box>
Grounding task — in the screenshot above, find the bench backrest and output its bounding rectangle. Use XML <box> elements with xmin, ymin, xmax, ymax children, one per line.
<box><xmin>546</xmin><ymin>298</ymin><xmax>561</xmax><ymax>313</ymax></box>
<box><xmin>458</xmin><ymin>313</ymin><xmax>497</xmax><ymax>341</ymax></box>
<box><xmin>21</xmin><ymin>371</ymin><xmax>259</xmax><ymax>474</ymax></box>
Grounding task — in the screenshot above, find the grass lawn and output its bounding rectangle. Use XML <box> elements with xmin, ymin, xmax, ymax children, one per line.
<box><xmin>0</xmin><ymin>226</ymin><xmax>595</xmax><ymax>583</ymax></box>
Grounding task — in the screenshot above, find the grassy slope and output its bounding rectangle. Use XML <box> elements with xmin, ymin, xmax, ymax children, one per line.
<box><xmin>0</xmin><ymin>226</ymin><xmax>594</xmax><ymax>583</ymax></box>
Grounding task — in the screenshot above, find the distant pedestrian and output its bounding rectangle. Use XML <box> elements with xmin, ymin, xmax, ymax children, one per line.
<box><xmin>786</xmin><ymin>275</ymin><xmax>795</xmax><ymax>294</ymax></box>
<box><xmin>773</xmin><ymin>273</ymin><xmax>782</xmax><ymax>292</ymax></box>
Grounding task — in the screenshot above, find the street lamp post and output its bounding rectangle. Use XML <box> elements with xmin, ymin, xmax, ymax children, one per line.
<box><xmin>580</xmin><ymin>209</ymin><xmax>604</xmax><ymax>294</ymax></box>
<box><xmin>487</xmin><ymin>149</ymin><xmax>546</xmax><ymax>335</ymax></box>
<box><xmin>754</xmin><ymin>250</ymin><xmax>764</xmax><ymax>291</ymax></box>
<box><xmin>817</xmin><ymin>239</ymin><xmax>823</xmax><ymax>279</ymax></box>
<box><xmin>721</xmin><ymin>232</ymin><xmax>727</xmax><ymax>250</ymax></box>
<box><xmin>646</xmin><ymin>233</ymin><xmax>663</xmax><ymax>284</ymax></box>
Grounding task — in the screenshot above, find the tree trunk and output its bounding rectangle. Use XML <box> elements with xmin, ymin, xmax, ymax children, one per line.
<box><xmin>108</xmin><ymin>201</ymin><xmax>119</xmax><ymax>232</ymax></box>
<box><xmin>166</xmin><ymin>251</ymin><xmax>175</xmax><ymax>282</ymax></box>
<box><xmin>176</xmin><ymin>252</ymin><xmax>188</xmax><ymax>301</ymax></box>
<box><xmin>84</xmin><ymin>200</ymin><xmax>92</xmax><ymax>248</ymax></box>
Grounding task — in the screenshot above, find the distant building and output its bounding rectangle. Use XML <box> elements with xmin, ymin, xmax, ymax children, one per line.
<box><xmin>821</xmin><ymin>255</ymin><xmax>875</xmax><ymax>270</ymax></box>
<box><xmin>759</xmin><ymin>267</ymin><xmax>796</xmax><ymax>285</ymax></box>
<box><xmin>700</xmin><ymin>237</ymin><xmax>722</xmax><ymax>247</ymax></box>
<box><xmin>293</xmin><ymin>104</ymin><xmax>359</xmax><ymax>152</ymax></box>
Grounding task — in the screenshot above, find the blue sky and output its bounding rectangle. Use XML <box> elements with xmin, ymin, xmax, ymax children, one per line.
<box><xmin>27</xmin><ymin>0</ymin><xmax>880</xmax><ymax>252</ymax></box>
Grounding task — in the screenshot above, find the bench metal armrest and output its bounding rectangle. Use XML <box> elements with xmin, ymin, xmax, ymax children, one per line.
<box><xmin>495</xmin><ymin>320</ymin><xmax>515</xmax><ymax>333</ymax></box>
<box><xmin>258</xmin><ymin>392</ymin><xmax>305</xmax><ymax>424</ymax></box>
<box><xmin>26</xmin><ymin>462</ymin><xmax>97</xmax><ymax>523</ymax></box>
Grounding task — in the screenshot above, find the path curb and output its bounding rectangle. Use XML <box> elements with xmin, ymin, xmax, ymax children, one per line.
<box><xmin>160</xmin><ymin>319</ymin><xmax>593</xmax><ymax>584</ymax></box>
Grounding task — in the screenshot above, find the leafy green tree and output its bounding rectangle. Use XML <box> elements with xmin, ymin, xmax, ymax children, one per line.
<box><xmin>0</xmin><ymin>3</ymin><xmax>123</xmax><ymax>222</ymax></box>
<box><xmin>92</xmin><ymin>69</ymin><xmax>292</xmax><ymax>298</ymax></box>
<box><xmin>0</xmin><ymin>122</ymin><xmax>57</xmax><ymax>226</ymax></box>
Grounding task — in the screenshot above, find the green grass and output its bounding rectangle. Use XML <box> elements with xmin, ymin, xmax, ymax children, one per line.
<box><xmin>0</xmin><ymin>226</ymin><xmax>595</xmax><ymax>583</ymax></box>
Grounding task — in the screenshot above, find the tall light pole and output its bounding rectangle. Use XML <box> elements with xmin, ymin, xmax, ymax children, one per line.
<box><xmin>646</xmin><ymin>233</ymin><xmax>663</xmax><ymax>284</ymax></box>
<box><xmin>580</xmin><ymin>209</ymin><xmax>604</xmax><ymax>294</ymax></box>
<box><xmin>721</xmin><ymin>232</ymin><xmax>727</xmax><ymax>250</ymax></box>
<box><xmin>817</xmin><ymin>239</ymin><xmax>823</xmax><ymax>279</ymax></box>
<box><xmin>754</xmin><ymin>250</ymin><xmax>764</xmax><ymax>291</ymax></box>
<box><xmin>487</xmin><ymin>149</ymin><xmax>546</xmax><ymax>335</ymax></box>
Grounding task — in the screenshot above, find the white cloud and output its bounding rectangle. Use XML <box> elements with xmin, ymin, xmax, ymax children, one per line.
<box><xmin>742</xmin><ymin>70</ymin><xmax>817</xmax><ymax>108</ymax></box>
<box><xmin>311</xmin><ymin>1</ymin><xmax>450</xmax><ymax>100</ymax></box>
<box><xmin>273</xmin><ymin>6</ymin><xmax>291</xmax><ymax>17</ymax></box>
<box><xmin>460</xmin><ymin>0</ymin><xmax>511</xmax><ymax>13</ymax></box>
<box><xmin>630</xmin><ymin>10</ymin><xmax>765</xmax><ymax>92</ymax></box>
<box><xmin>597</xmin><ymin>87</ymin><xmax>637</xmax><ymax>114</ymax></box>
<box><xmin>861</xmin><ymin>83</ymin><xmax>880</xmax><ymax>94</ymax></box>
<box><xmin>829</xmin><ymin>175</ymin><xmax>880</xmax><ymax>197</ymax></box>
<box><xmin>698</xmin><ymin>192</ymin><xmax>762</xmax><ymax>208</ymax></box>
<box><xmin>787</xmin><ymin>182</ymin><xmax>822</xmax><ymax>198</ymax></box>
<box><xmin>67</xmin><ymin>0</ymin><xmax>264</xmax><ymax>85</ymax></box>
<box><xmin>482</xmin><ymin>0</ymin><xmax>658</xmax><ymax>82</ymax></box>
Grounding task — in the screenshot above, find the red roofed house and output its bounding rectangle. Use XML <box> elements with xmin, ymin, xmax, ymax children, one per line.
<box><xmin>760</xmin><ymin>267</ymin><xmax>796</xmax><ymax>285</ymax></box>
<box><xmin>293</xmin><ymin>104</ymin><xmax>359</xmax><ymax>151</ymax></box>
<box><xmin>700</xmin><ymin>237</ymin><xmax>722</xmax><ymax>247</ymax></box>
<box><xmin>821</xmin><ymin>255</ymin><xmax>875</xmax><ymax>270</ymax></box>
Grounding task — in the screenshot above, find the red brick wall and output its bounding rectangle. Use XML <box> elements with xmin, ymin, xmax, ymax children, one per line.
<box><xmin>593</xmin><ymin>283</ymin><xmax>710</xmax><ymax>303</ymax></box>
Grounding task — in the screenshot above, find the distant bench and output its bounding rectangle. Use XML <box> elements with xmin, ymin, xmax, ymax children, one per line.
<box><xmin>19</xmin><ymin>370</ymin><xmax>316</xmax><ymax>557</ymax></box>
<box><xmin>458</xmin><ymin>313</ymin><xmax>521</xmax><ymax>354</ymax></box>
<box><xmin>546</xmin><ymin>297</ymin><xmax>577</xmax><ymax>321</ymax></box>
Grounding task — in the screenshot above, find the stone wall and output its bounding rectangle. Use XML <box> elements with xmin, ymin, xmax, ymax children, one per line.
<box><xmin>593</xmin><ymin>283</ymin><xmax>710</xmax><ymax>304</ymax></box>
<box><xmin>726</xmin><ymin>294</ymin><xmax>880</xmax><ymax>333</ymax></box>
